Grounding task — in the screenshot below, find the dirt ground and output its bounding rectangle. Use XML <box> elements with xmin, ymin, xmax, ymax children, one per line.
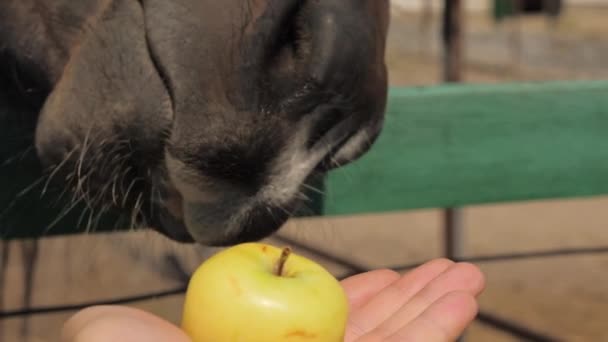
<box><xmin>2</xmin><ymin>4</ymin><xmax>608</xmax><ymax>342</ymax></box>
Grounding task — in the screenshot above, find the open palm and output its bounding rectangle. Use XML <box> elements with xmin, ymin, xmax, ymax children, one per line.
<box><xmin>343</xmin><ymin>259</ymin><xmax>485</xmax><ymax>341</ymax></box>
<box><xmin>62</xmin><ymin>259</ymin><xmax>485</xmax><ymax>342</ymax></box>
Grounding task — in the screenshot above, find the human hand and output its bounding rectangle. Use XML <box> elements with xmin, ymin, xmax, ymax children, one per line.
<box><xmin>62</xmin><ymin>259</ymin><xmax>484</xmax><ymax>342</ymax></box>
<box><xmin>341</xmin><ymin>259</ymin><xmax>485</xmax><ymax>341</ymax></box>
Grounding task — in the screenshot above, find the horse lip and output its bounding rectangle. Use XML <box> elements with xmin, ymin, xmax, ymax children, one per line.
<box><xmin>156</xmin><ymin>208</ymin><xmax>195</xmax><ymax>243</ymax></box>
<box><xmin>150</xmin><ymin>180</ymin><xmax>195</xmax><ymax>243</ymax></box>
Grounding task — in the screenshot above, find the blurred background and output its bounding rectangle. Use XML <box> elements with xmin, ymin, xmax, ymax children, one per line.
<box><xmin>2</xmin><ymin>1</ymin><xmax>608</xmax><ymax>341</ymax></box>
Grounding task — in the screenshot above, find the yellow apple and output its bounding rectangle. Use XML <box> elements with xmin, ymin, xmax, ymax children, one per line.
<box><xmin>180</xmin><ymin>242</ymin><xmax>349</xmax><ymax>342</ymax></box>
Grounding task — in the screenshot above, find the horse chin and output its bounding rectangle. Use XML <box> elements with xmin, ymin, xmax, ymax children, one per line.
<box><xmin>154</xmin><ymin>210</ymin><xmax>195</xmax><ymax>243</ymax></box>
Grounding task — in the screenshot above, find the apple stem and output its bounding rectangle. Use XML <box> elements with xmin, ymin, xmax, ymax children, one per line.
<box><xmin>275</xmin><ymin>247</ymin><xmax>292</xmax><ymax>277</ymax></box>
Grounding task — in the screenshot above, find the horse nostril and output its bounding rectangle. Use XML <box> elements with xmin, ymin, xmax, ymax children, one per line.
<box><xmin>266</xmin><ymin>5</ymin><xmax>310</xmax><ymax>71</ymax></box>
<box><xmin>244</xmin><ymin>0</ymin><xmax>307</xmax><ymax>65</ymax></box>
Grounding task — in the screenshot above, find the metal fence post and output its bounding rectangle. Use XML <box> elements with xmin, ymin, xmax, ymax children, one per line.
<box><xmin>442</xmin><ymin>1</ymin><xmax>466</xmax><ymax>341</ymax></box>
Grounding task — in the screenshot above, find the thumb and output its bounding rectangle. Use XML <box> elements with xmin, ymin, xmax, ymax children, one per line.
<box><xmin>62</xmin><ymin>305</ymin><xmax>191</xmax><ymax>342</ymax></box>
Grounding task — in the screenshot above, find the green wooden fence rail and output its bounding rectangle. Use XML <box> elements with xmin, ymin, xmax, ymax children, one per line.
<box><xmin>323</xmin><ymin>80</ymin><xmax>608</xmax><ymax>216</ymax></box>
<box><xmin>493</xmin><ymin>0</ymin><xmax>563</xmax><ymax>21</ymax></box>
<box><xmin>2</xmin><ymin>80</ymin><xmax>608</xmax><ymax>239</ymax></box>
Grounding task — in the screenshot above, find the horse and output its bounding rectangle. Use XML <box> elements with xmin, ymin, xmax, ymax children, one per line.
<box><xmin>0</xmin><ymin>0</ymin><xmax>390</xmax><ymax>246</ymax></box>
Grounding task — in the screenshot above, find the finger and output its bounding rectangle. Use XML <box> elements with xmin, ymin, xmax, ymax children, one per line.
<box><xmin>345</xmin><ymin>258</ymin><xmax>454</xmax><ymax>340</ymax></box>
<box><xmin>384</xmin><ymin>291</ymin><xmax>478</xmax><ymax>342</ymax></box>
<box><xmin>341</xmin><ymin>269</ymin><xmax>400</xmax><ymax>310</ymax></box>
<box><xmin>369</xmin><ymin>262</ymin><xmax>485</xmax><ymax>338</ymax></box>
<box><xmin>62</xmin><ymin>305</ymin><xmax>148</xmax><ymax>341</ymax></box>
<box><xmin>62</xmin><ymin>305</ymin><xmax>191</xmax><ymax>342</ymax></box>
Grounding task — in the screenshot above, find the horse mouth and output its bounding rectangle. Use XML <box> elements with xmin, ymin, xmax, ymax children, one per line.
<box><xmin>148</xmin><ymin>181</ymin><xmax>194</xmax><ymax>243</ymax></box>
<box><xmin>152</xmin><ymin>180</ymin><xmax>300</xmax><ymax>246</ymax></box>
<box><xmin>149</xmin><ymin>121</ymin><xmax>382</xmax><ymax>246</ymax></box>
<box><xmin>156</xmin><ymin>209</ymin><xmax>195</xmax><ymax>243</ymax></box>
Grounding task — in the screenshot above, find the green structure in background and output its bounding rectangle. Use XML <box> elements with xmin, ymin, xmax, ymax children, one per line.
<box><xmin>324</xmin><ymin>80</ymin><xmax>608</xmax><ymax>216</ymax></box>
<box><xmin>2</xmin><ymin>80</ymin><xmax>608</xmax><ymax>239</ymax></box>
<box><xmin>493</xmin><ymin>0</ymin><xmax>563</xmax><ymax>21</ymax></box>
<box><xmin>494</xmin><ymin>0</ymin><xmax>517</xmax><ymax>20</ymax></box>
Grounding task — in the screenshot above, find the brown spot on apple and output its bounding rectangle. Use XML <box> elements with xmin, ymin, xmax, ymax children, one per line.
<box><xmin>261</xmin><ymin>245</ymin><xmax>268</xmax><ymax>253</ymax></box>
<box><xmin>284</xmin><ymin>330</ymin><xmax>317</xmax><ymax>339</ymax></box>
<box><xmin>228</xmin><ymin>276</ymin><xmax>242</xmax><ymax>296</ymax></box>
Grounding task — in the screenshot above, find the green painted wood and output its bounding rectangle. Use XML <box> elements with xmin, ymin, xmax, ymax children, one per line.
<box><xmin>493</xmin><ymin>0</ymin><xmax>563</xmax><ymax>20</ymax></box>
<box><xmin>2</xmin><ymin>80</ymin><xmax>608</xmax><ymax>238</ymax></box>
<box><xmin>322</xmin><ymin>80</ymin><xmax>608</xmax><ymax>216</ymax></box>
<box><xmin>493</xmin><ymin>0</ymin><xmax>517</xmax><ymax>21</ymax></box>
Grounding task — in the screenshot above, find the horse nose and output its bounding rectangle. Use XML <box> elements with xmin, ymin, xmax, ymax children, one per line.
<box><xmin>239</xmin><ymin>0</ymin><xmax>386</xmax><ymax>111</ymax></box>
<box><xmin>181</xmin><ymin>196</ymin><xmax>292</xmax><ymax>246</ymax></box>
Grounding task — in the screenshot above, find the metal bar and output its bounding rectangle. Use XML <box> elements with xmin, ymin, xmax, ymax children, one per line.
<box><xmin>340</xmin><ymin>246</ymin><xmax>608</xmax><ymax>279</ymax></box>
<box><xmin>450</xmin><ymin>246</ymin><xmax>608</xmax><ymax>264</ymax></box>
<box><xmin>477</xmin><ymin>311</ymin><xmax>562</xmax><ymax>342</ymax></box>
<box><xmin>442</xmin><ymin>0</ymin><xmax>464</xmax><ymax>83</ymax></box>
<box><xmin>444</xmin><ymin>207</ymin><xmax>465</xmax><ymax>260</ymax></box>
<box><xmin>0</xmin><ymin>286</ymin><xmax>187</xmax><ymax>319</ymax></box>
<box><xmin>441</xmin><ymin>0</ymin><xmax>465</xmax><ymax>260</ymax></box>
<box><xmin>442</xmin><ymin>1</ymin><xmax>466</xmax><ymax>340</ymax></box>
<box><xmin>445</xmin><ymin>208</ymin><xmax>466</xmax><ymax>342</ymax></box>
<box><xmin>3</xmin><ymin>241</ymin><xmax>607</xmax><ymax>334</ymax></box>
